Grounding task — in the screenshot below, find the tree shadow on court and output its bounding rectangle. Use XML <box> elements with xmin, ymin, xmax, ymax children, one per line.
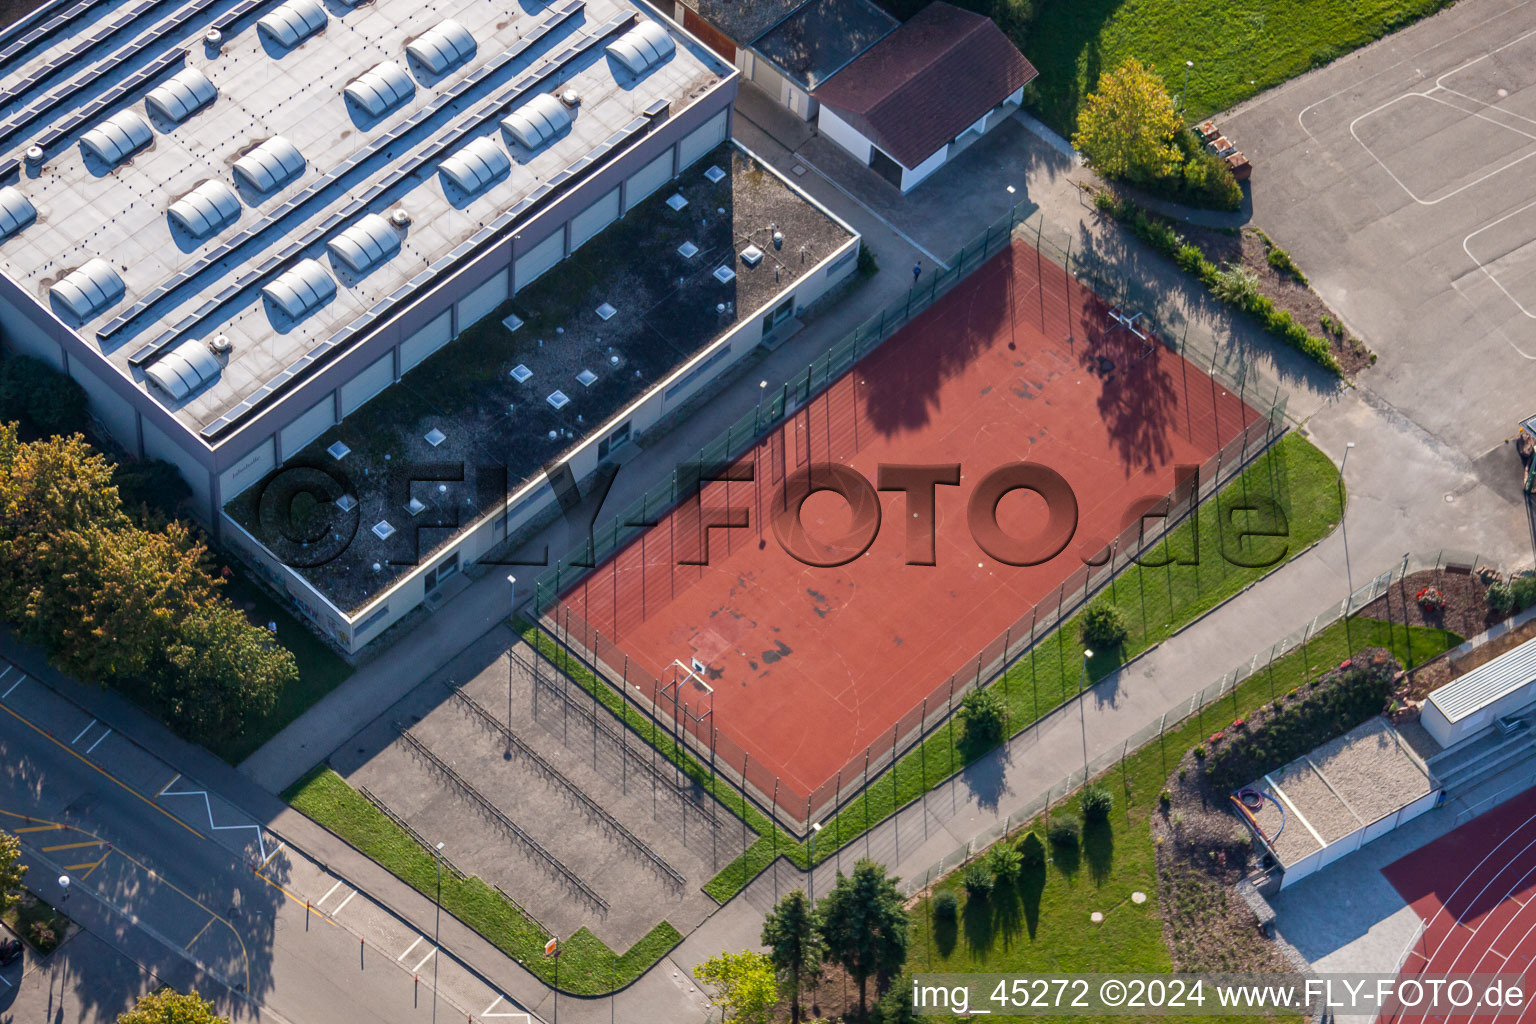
<box><xmin>1084</xmin><ymin>818</ymin><xmax>1115</xmax><ymax>885</ymax></box>
<box><xmin>858</xmin><ymin>245</ymin><xmax>1014</xmax><ymax>440</ymax></box>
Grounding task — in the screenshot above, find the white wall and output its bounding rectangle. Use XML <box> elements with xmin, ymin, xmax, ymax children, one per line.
<box><xmin>514</xmin><ymin>230</ymin><xmax>565</xmax><ymax>292</ymax></box>
<box><xmin>399</xmin><ymin>309</ymin><xmax>452</xmax><ymax>372</ymax></box>
<box><xmin>457</xmin><ymin>272</ymin><xmax>508</xmax><ymax>331</ymax></box>
<box><xmin>279</xmin><ymin>395</ymin><xmax>334</xmax><ymax>459</ymax></box>
<box><xmin>679</xmin><ymin>108</ymin><xmax>728</xmax><ymax>169</ymax></box>
<box><xmin>66</xmin><ymin>354</ymin><xmax>137</xmax><ymax>448</ymax></box>
<box><xmin>340</xmin><ymin>352</ymin><xmax>393</xmax><ymax>416</ymax></box>
<box><xmin>570</xmin><ymin>187</ymin><xmax>620</xmax><ymax>251</ymax></box>
<box><xmin>219</xmin><ymin>436</ymin><xmax>274</xmax><ymax>501</ymax></box>
<box><xmin>625</xmin><ymin>147</ymin><xmax>674</xmax><ymax>212</ymax></box>
<box><xmin>0</xmin><ymin>290</ymin><xmax>63</xmax><ymax>368</ymax></box>
<box><xmin>900</xmin><ymin>146</ymin><xmax>950</xmax><ymax>192</ymax></box>
<box><xmin>817</xmin><ymin>108</ymin><xmax>872</xmax><ymax>164</ymax></box>
<box><xmin>142</xmin><ymin>417</ymin><xmax>211</xmax><ymax>516</ymax></box>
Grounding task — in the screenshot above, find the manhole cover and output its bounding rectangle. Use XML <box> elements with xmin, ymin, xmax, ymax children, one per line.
<box><xmin>1090</xmin><ymin>911</ymin><xmax>1104</xmax><ymax>923</ymax></box>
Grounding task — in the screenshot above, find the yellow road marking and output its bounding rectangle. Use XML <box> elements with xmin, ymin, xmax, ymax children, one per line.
<box><xmin>42</xmin><ymin>840</ymin><xmax>104</xmax><ymax>852</ymax></box>
<box><xmin>258</xmin><ymin>841</ymin><xmax>285</xmax><ymax>868</ymax></box>
<box><xmin>14</xmin><ymin>824</ymin><xmax>62</xmax><ymax>833</ymax></box>
<box><xmin>184</xmin><ymin>914</ymin><xmax>216</xmax><ymax>950</ymax></box>
<box><xmin>0</xmin><ymin>703</ymin><xmax>203</xmax><ymax>840</ymax></box>
<box><xmin>78</xmin><ymin>850</ymin><xmax>112</xmax><ymax>880</ymax></box>
<box><xmin>0</xmin><ymin>811</ymin><xmax>61</xmax><ymax>829</ymax></box>
<box><xmin>156</xmin><ymin>773</ymin><xmax>181</xmax><ymax>798</ymax></box>
<box><xmin>62</xmin><ymin>860</ymin><xmax>101</xmax><ymax>871</ymax></box>
<box><xmin>255</xmin><ymin>869</ymin><xmax>338</xmax><ymax>928</ymax></box>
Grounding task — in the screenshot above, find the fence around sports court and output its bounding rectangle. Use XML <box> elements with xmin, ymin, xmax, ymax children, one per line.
<box><xmin>528</xmin><ymin>199</ymin><xmax>1296</xmax><ymax>838</ymax></box>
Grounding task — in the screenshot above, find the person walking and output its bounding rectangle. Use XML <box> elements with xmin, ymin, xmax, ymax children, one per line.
<box><xmin>912</xmin><ymin>261</ymin><xmax>921</xmax><ymax>285</ymax></box>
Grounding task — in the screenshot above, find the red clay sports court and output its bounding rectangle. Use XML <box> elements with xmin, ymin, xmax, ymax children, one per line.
<box><xmin>1383</xmin><ymin>787</ymin><xmax>1536</xmax><ymax>1022</ymax></box>
<box><xmin>558</xmin><ymin>237</ymin><xmax>1258</xmax><ymax>805</ymax></box>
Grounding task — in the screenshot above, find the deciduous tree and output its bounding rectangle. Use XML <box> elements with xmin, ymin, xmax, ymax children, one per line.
<box><xmin>693</xmin><ymin>950</ymin><xmax>779</xmax><ymax>1024</ymax></box>
<box><xmin>118</xmin><ymin>988</ymin><xmax>229</xmax><ymax>1024</ymax></box>
<box><xmin>1072</xmin><ymin>58</ymin><xmax>1183</xmax><ymax>183</ymax></box>
<box><xmin>0</xmin><ymin>830</ymin><xmax>26</xmax><ymax>912</ymax></box>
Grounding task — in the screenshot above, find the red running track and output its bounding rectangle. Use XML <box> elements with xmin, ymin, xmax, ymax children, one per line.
<box><xmin>1382</xmin><ymin>787</ymin><xmax>1536</xmax><ymax>1022</ymax></box>
<box><xmin>560</xmin><ymin>237</ymin><xmax>1257</xmax><ymax>803</ymax></box>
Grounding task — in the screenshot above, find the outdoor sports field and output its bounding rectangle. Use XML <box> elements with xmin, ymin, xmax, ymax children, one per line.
<box><xmin>559</xmin><ymin>237</ymin><xmax>1257</xmax><ymax>804</ymax></box>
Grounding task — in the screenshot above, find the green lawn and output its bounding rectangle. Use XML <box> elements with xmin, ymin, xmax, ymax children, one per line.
<box><xmin>905</xmin><ymin>615</ymin><xmax>1461</xmax><ymax>1023</ymax></box>
<box><xmin>216</xmin><ymin>566</ymin><xmax>354</xmax><ymax>764</ymax></box>
<box><xmin>283</xmin><ymin>765</ymin><xmax>681</xmax><ymax>995</ymax></box>
<box><xmin>1011</xmin><ymin>0</ymin><xmax>1450</xmax><ymax>135</ymax></box>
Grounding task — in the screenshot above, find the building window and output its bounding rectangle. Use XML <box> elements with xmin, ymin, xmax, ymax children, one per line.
<box><xmin>425</xmin><ymin>551</ymin><xmax>460</xmax><ymax>592</ymax></box>
<box><xmin>356</xmin><ymin>603</ymin><xmax>390</xmax><ymax>636</ymax></box>
<box><xmin>599</xmin><ymin>421</ymin><xmax>632</xmax><ymax>460</ymax></box>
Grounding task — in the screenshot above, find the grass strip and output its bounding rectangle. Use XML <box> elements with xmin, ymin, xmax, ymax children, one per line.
<box><xmin>283</xmin><ymin>764</ymin><xmax>681</xmax><ymax>995</ymax></box>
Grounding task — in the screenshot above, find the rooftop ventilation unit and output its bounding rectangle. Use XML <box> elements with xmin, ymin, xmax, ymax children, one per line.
<box><xmin>606</xmin><ymin>21</ymin><xmax>675</xmax><ymax>76</ymax></box>
<box><xmin>407</xmin><ymin>19</ymin><xmax>476</xmax><ymax>75</ymax></box>
<box><xmin>257</xmin><ymin>0</ymin><xmax>327</xmax><ymax>51</ymax></box>
<box><xmin>80</xmin><ymin>109</ymin><xmax>153</xmax><ymax>168</ymax></box>
<box><xmin>740</xmin><ymin>245</ymin><xmax>764</xmax><ymax>266</ymax></box>
<box><xmin>559</xmin><ymin>89</ymin><xmax>580</xmax><ymax>107</ymax></box>
<box><xmin>437</xmin><ymin>136</ymin><xmax>510</xmax><ymax>196</ymax></box>
<box><xmin>209</xmin><ymin>333</ymin><xmax>233</xmax><ymax>354</ymax></box>
<box><xmin>327</xmin><ymin>212</ymin><xmax>402</xmax><ymax>275</ymax></box>
<box><xmin>500</xmin><ymin>93</ymin><xmax>572</xmax><ymax>151</ymax></box>
<box><xmin>344</xmin><ymin>60</ymin><xmax>416</xmax><ymax>118</ymax></box>
<box><xmin>0</xmin><ymin>187</ymin><xmax>36</xmax><ymax>240</ymax></box>
<box><xmin>233</xmin><ymin>136</ymin><xmax>306</xmax><ymax>195</ymax></box>
<box><xmin>144</xmin><ymin>338</ymin><xmax>222</xmax><ymax>400</ymax></box>
<box><xmin>50</xmin><ymin>259</ymin><xmax>125</xmax><ymax>321</ymax></box>
<box><xmin>262</xmin><ymin>258</ymin><xmax>336</xmax><ymax>321</ymax></box>
<box><xmin>145</xmin><ymin>67</ymin><xmax>218</xmax><ymax>124</ymax></box>
<box><xmin>167</xmin><ymin>179</ymin><xmax>241</xmax><ymax>240</ymax></box>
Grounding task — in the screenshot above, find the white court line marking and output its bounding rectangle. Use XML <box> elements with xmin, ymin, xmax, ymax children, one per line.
<box><xmin>1348</xmin><ymin>90</ymin><xmax>1536</xmax><ymax>205</ymax></box>
<box><xmin>412</xmin><ymin>946</ymin><xmax>437</xmax><ymax>973</ymax></box>
<box><xmin>85</xmin><ymin>728</ymin><xmax>112</xmax><ymax>754</ymax></box>
<box><xmin>331</xmin><ymin>889</ymin><xmax>357</xmax><ymax>915</ymax></box>
<box><xmin>71</xmin><ymin>720</ymin><xmax>97</xmax><ymax>745</ymax></box>
<box><xmin>316</xmin><ymin>879</ymin><xmax>343</xmax><ymax>907</ymax></box>
<box><xmin>397</xmin><ymin>935</ymin><xmax>424</xmax><ymax>961</ymax></box>
<box><xmin>1462</xmin><ymin>198</ymin><xmax>1536</xmax><ymax>354</ymax></box>
<box><xmin>159</xmin><ymin>778</ymin><xmax>273</xmax><ymax>862</ymax></box>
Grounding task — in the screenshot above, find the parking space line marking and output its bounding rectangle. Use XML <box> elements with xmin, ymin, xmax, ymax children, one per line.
<box><xmin>71</xmin><ymin>720</ymin><xmax>97</xmax><ymax>745</ymax></box>
<box><xmin>42</xmin><ymin>840</ymin><xmax>102</xmax><ymax>852</ymax></box>
<box><xmin>480</xmin><ymin>995</ymin><xmax>530</xmax><ymax>1021</ymax></box>
<box><xmin>78</xmin><ymin>850</ymin><xmax>111</xmax><ymax>880</ymax></box>
<box><xmin>0</xmin><ymin>703</ymin><xmax>203</xmax><ymax>839</ymax></box>
<box><xmin>0</xmin><ymin>971</ymin><xmax>11</xmax><ymax>988</ymax></box>
<box><xmin>316</xmin><ymin>878</ymin><xmax>343</xmax><ymax>907</ymax></box>
<box><xmin>184</xmin><ymin>914</ymin><xmax>216</xmax><ymax>950</ymax></box>
<box><xmin>331</xmin><ymin>889</ymin><xmax>357</xmax><ymax>915</ymax></box>
<box><xmin>14</xmin><ymin>823</ymin><xmax>62</xmax><ymax>833</ymax></box>
<box><xmin>259</xmin><ymin>841</ymin><xmax>285</xmax><ymax>868</ymax></box>
<box><xmin>252</xmin><ymin>867</ymin><xmax>337</xmax><ymax>926</ymax></box>
<box><xmin>85</xmin><ymin>728</ymin><xmax>112</xmax><ymax>754</ymax></box>
<box><xmin>157</xmin><ymin>774</ymin><xmax>181</xmax><ymax>797</ymax></box>
<box><xmin>0</xmin><ymin>669</ymin><xmax>21</xmax><ymax>699</ymax></box>
<box><xmin>412</xmin><ymin>946</ymin><xmax>437</xmax><ymax>973</ymax></box>
<box><xmin>398</xmin><ymin>935</ymin><xmax>424</xmax><ymax>961</ymax></box>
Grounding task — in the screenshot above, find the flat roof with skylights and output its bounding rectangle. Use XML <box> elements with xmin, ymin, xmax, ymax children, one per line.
<box><xmin>0</xmin><ymin>0</ymin><xmax>732</xmax><ymax>446</ymax></box>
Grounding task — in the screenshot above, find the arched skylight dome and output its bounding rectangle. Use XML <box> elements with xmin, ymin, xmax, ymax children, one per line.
<box><xmin>51</xmin><ymin>259</ymin><xmax>125</xmax><ymax>321</ymax></box>
<box><xmin>168</xmin><ymin>180</ymin><xmax>241</xmax><ymax>240</ymax></box>
<box><xmin>344</xmin><ymin>60</ymin><xmax>416</xmax><ymax>118</ymax></box>
<box><xmin>257</xmin><ymin>0</ymin><xmax>327</xmax><ymax>50</ymax></box>
<box><xmin>233</xmin><ymin>136</ymin><xmax>306</xmax><ymax>195</ymax></box>
<box><xmin>80</xmin><ymin>109</ymin><xmax>153</xmax><ymax>167</ymax></box>
<box><xmin>145</xmin><ymin>67</ymin><xmax>218</xmax><ymax>124</ymax></box>
<box><xmin>606</xmin><ymin>21</ymin><xmax>675</xmax><ymax>76</ymax></box>
<box><xmin>438</xmin><ymin>136</ymin><xmax>510</xmax><ymax>196</ymax></box>
<box><xmin>407</xmin><ymin>19</ymin><xmax>476</xmax><ymax>75</ymax></box>
<box><xmin>327</xmin><ymin>213</ymin><xmax>401</xmax><ymax>275</ymax></box>
<box><xmin>0</xmin><ymin>187</ymin><xmax>36</xmax><ymax>241</ymax></box>
<box><xmin>145</xmin><ymin>339</ymin><xmax>222</xmax><ymax>400</ymax></box>
<box><xmin>262</xmin><ymin>259</ymin><xmax>336</xmax><ymax>321</ymax></box>
<box><xmin>501</xmin><ymin>93</ymin><xmax>572</xmax><ymax>151</ymax></box>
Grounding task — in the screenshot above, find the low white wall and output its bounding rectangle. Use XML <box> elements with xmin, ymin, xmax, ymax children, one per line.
<box><xmin>1424</xmin><ymin>678</ymin><xmax>1536</xmax><ymax>747</ymax></box>
<box><xmin>1280</xmin><ymin>787</ymin><xmax>1440</xmax><ymax>890</ymax></box>
<box><xmin>817</xmin><ymin>107</ymin><xmax>871</xmax><ymax>164</ymax></box>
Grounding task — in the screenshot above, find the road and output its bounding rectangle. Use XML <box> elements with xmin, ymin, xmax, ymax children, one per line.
<box><xmin>0</xmin><ymin>653</ymin><xmax>538</xmax><ymax>1024</ymax></box>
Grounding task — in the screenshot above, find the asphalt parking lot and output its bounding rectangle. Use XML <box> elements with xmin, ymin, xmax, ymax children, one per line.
<box><xmin>1224</xmin><ymin>0</ymin><xmax>1536</xmax><ymax>464</ymax></box>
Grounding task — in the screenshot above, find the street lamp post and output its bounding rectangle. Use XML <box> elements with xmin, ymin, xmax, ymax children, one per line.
<box><xmin>507</xmin><ymin>575</ymin><xmax>517</xmax><ymax>736</ymax></box>
<box><xmin>1183</xmin><ymin>61</ymin><xmax>1193</xmax><ymax>113</ymax></box>
<box><xmin>432</xmin><ymin>842</ymin><xmax>444</xmax><ymax>1024</ymax></box>
<box><xmin>1340</xmin><ymin>442</ymin><xmax>1357</xmax><ymax>650</ymax></box>
<box><xmin>1078</xmin><ymin>650</ymin><xmax>1094</xmax><ymax>777</ymax></box>
<box><xmin>57</xmin><ymin>875</ymin><xmax>69</xmax><ymax>906</ymax></box>
<box><xmin>809</xmin><ymin>822</ymin><xmax>822</xmax><ymax>903</ymax></box>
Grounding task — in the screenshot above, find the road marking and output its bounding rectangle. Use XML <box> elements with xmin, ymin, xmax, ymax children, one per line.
<box><xmin>0</xmin><ymin>971</ymin><xmax>11</xmax><ymax>988</ymax></box>
<box><xmin>331</xmin><ymin>889</ymin><xmax>357</xmax><ymax>915</ymax></box>
<box><xmin>78</xmin><ymin>850</ymin><xmax>112</xmax><ymax>880</ymax></box>
<box><xmin>412</xmin><ymin>946</ymin><xmax>437</xmax><ymax>973</ymax></box>
<box><xmin>71</xmin><ymin>719</ymin><xmax>97</xmax><ymax>745</ymax></box>
<box><xmin>85</xmin><ymin>728</ymin><xmax>112</xmax><ymax>754</ymax></box>
<box><xmin>157</xmin><ymin>774</ymin><xmax>181</xmax><ymax>797</ymax></box>
<box><xmin>41</xmin><ymin>840</ymin><xmax>102</xmax><ymax>852</ymax></box>
<box><xmin>159</xmin><ymin>777</ymin><xmax>272</xmax><ymax>861</ymax></box>
<box><xmin>14</xmin><ymin>823</ymin><xmax>63</xmax><ymax>833</ymax></box>
<box><xmin>398</xmin><ymin>934</ymin><xmax>425</xmax><ymax>961</ymax></box>
<box><xmin>0</xmin><ymin>668</ymin><xmax>22</xmax><ymax>699</ymax></box>
<box><xmin>316</xmin><ymin>878</ymin><xmax>343</xmax><ymax>907</ymax></box>
<box><xmin>481</xmin><ymin>995</ymin><xmax>532</xmax><ymax>1019</ymax></box>
<box><xmin>184</xmin><ymin>914</ymin><xmax>217</xmax><ymax>950</ymax></box>
<box><xmin>0</xmin><ymin>703</ymin><xmax>203</xmax><ymax>839</ymax></box>
<box><xmin>258</xmin><ymin>841</ymin><xmax>285</xmax><ymax>868</ymax></box>
<box><xmin>64</xmin><ymin>859</ymin><xmax>100</xmax><ymax>870</ymax></box>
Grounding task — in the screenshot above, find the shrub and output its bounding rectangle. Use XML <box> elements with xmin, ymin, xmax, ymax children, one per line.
<box><xmin>957</xmin><ymin>688</ymin><xmax>1008</xmax><ymax>749</ymax></box>
<box><xmin>1048</xmin><ymin>820</ymin><xmax>1079</xmax><ymax>848</ymax></box>
<box><xmin>1416</xmin><ymin>586</ymin><xmax>1445</xmax><ymax>613</ymax></box>
<box><xmin>857</xmin><ymin>241</ymin><xmax>878</xmax><ymax>277</ymax></box>
<box><xmin>1079</xmin><ymin>603</ymin><xmax>1128</xmax><ymax>650</ymax></box>
<box><xmin>1264</xmin><ymin>243</ymin><xmax>1309</xmax><ymax>285</ymax></box>
<box><xmin>1512</xmin><ymin>573</ymin><xmax>1536</xmax><ymax>611</ymax></box>
<box><xmin>963</xmin><ymin>863</ymin><xmax>995</xmax><ymax>900</ymax></box>
<box><xmin>932</xmin><ymin>890</ymin><xmax>958</xmax><ymax>921</ymax></box>
<box><xmin>1179</xmin><ymin>147</ymin><xmax>1243</xmax><ymax>211</ymax></box>
<box><xmin>1193</xmin><ymin>744</ymin><xmax>1207</xmax><ymax>759</ymax></box>
<box><xmin>28</xmin><ymin>922</ymin><xmax>55</xmax><ymax>950</ymax></box>
<box><xmin>1212</xmin><ymin>264</ymin><xmax>1262</xmax><ymax>306</ymax></box>
<box><xmin>1018</xmin><ymin>831</ymin><xmax>1045</xmax><ymax>868</ymax></box>
<box><xmin>987</xmin><ymin>842</ymin><xmax>1023</xmax><ymax>883</ymax></box>
<box><xmin>1159</xmin><ymin>788</ymin><xmax>1172</xmax><ymax>808</ymax></box>
<box><xmin>1080</xmin><ymin>783</ymin><xmax>1113</xmax><ymax>823</ymax></box>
